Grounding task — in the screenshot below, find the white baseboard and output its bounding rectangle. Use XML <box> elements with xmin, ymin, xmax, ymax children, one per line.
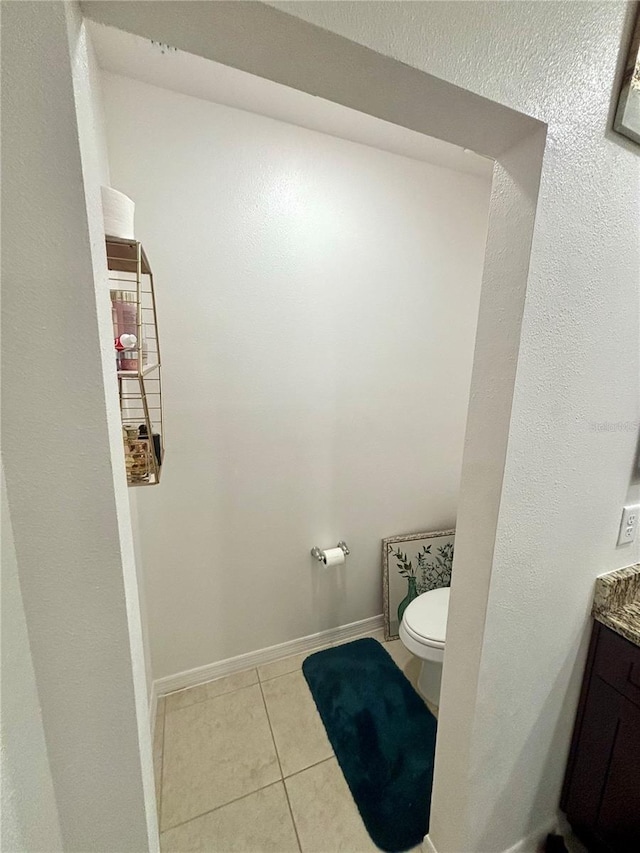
<box><xmin>153</xmin><ymin>614</ymin><xmax>384</xmax><ymax>698</ymax></box>
<box><xmin>148</xmin><ymin>681</ymin><xmax>158</xmax><ymax>734</ymax></box>
<box><xmin>423</xmin><ymin>818</ymin><xmax>557</xmax><ymax>853</ymax></box>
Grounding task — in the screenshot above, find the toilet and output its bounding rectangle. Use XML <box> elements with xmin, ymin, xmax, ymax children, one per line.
<box><xmin>399</xmin><ymin>586</ymin><xmax>450</xmax><ymax>706</ymax></box>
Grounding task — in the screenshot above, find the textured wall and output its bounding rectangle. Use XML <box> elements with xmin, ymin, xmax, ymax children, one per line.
<box><xmin>68</xmin><ymin>1</ymin><xmax>640</xmax><ymax>849</ymax></box>
<box><xmin>79</xmin><ymin>32</ymin><xmax>155</xmax><ymax>703</ymax></box>
<box><xmin>269</xmin><ymin>2</ymin><xmax>640</xmax><ymax>851</ymax></box>
<box><xmin>102</xmin><ymin>70</ymin><xmax>491</xmax><ymax>679</ymax></box>
<box><xmin>1</xmin><ymin>468</ymin><xmax>63</xmax><ymax>853</ymax></box>
<box><xmin>1</xmin><ymin>3</ymin><xmax>156</xmax><ymax>849</ymax></box>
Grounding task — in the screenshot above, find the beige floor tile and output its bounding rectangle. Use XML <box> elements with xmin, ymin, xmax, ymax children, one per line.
<box><xmin>258</xmin><ymin>650</ymin><xmax>319</xmax><ymax>682</ymax></box>
<box><xmin>286</xmin><ymin>758</ymin><xmax>423</xmax><ymax>853</ymax></box>
<box><xmin>382</xmin><ymin>638</ymin><xmax>414</xmax><ymax>669</ymax></box>
<box><xmin>161</xmin><ymin>683</ymin><xmax>280</xmax><ymax>830</ymax></box>
<box><xmin>165</xmin><ymin>668</ymin><xmax>258</xmax><ymax>713</ymax></box>
<box><xmin>160</xmin><ymin>782</ymin><xmax>299</xmax><ymax>852</ymax></box>
<box><xmin>367</xmin><ymin>627</ymin><xmax>387</xmax><ymax>643</ymax></box>
<box><xmin>285</xmin><ymin>758</ymin><xmax>378</xmax><ymax>853</ymax></box>
<box><xmin>257</xmin><ymin>630</ymin><xmax>386</xmax><ymax>681</ymax></box>
<box><xmin>383</xmin><ymin>639</ymin><xmax>422</xmax><ymax>688</ymax></box>
<box><xmin>261</xmin><ymin>671</ymin><xmax>333</xmax><ymax>777</ymax></box>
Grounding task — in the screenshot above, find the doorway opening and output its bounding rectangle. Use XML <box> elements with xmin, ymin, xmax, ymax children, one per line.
<box><xmin>82</xmin><ymin>4</ymin><xmax>546</xmax><ymax>850</ymax></box>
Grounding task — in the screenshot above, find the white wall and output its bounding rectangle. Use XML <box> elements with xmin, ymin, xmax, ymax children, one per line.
<box><xmin>1</xmin><ymin>468</ymin><xmax>63</xmax><ymax>853</ymax></box>
<box><xmin>74</xmin><ymin>12</ymin><xmax>156</xmax><ymax>708</ymax></box>
<box><xmin>2</xmin><ymin>3</ymin><xmax>157</xmax><ymax>849</ymax></box>
<box><xmin>83</xmin><ymin>22</ymin><xmax>156</xmax><ymax>707</ymax></box>
<box><xmin>267</xmin><ymin>1</ymin><xmax>640</xmax><ymax>851</ymax></box>
<box><xmin>84</xmin><ymin>22</ymin><xmax>112</xmax><ymax>187</ymax></box>
<box><xmin>101</xmin><ymin>71</ymin><xmax>491</xmax><ymax>679</ymax></box>
<box><xmin>88</xmin><ymin>20</ymin><xmax>492</xmax><ymax>181</ymax></box>
<box><xmin>81</xmin><ymin>1</ymin><xmax>640</xmax><ymax>851</ymax></box>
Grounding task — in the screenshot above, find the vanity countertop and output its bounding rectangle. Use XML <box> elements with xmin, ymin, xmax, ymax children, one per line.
<box><xmin>592</xmin><ymin>563</ymin><xmax>640</xmax><ymax>648</ymax></box>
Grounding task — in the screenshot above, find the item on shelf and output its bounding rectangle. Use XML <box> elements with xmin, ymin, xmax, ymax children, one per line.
<box><xmin>115</xmin><ymin>333</ymin><xmax>137</xmax><ymax>352</ymax></box>
<box><xmin>138</xmin><ymin>424</ymin><xmax>162</xmax><ymax>469</ymax></box>
<box><xmin>111</xmin><ymin>290</ymin><xmax>138</xmax><ymax>370</ymax></box>
<box><xmin>101</xmin><ymin>186</ymin><xmax>135</xmax><ymax>240</ymax></box>
<box><xmin>107</xmin><ymin>237</ymin><xmax>163</xmax><ymax>487</ymax></box>
<box><xmin>123</xmin><ymin>424</ymin><xmax>151</xmax><ymax>483</ymax></box>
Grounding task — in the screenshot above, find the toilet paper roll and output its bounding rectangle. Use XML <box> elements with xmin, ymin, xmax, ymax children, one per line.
<box><xmin>101</xmin><ymin>186</ymin><xmax>135</xmax><ymax>240</ymax></box>
<box><xmin>322</xmin><ymin>547</ymin><xmax>345</xmax><ymax>567</ymax></box>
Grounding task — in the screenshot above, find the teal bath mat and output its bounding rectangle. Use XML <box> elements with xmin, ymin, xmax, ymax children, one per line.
<box><xmin>302</xmin><ymin>638</ymin><xmax>437</xmax><ymax>852</ymax></box>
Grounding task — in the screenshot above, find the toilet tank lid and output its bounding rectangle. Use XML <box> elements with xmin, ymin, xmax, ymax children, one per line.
<box><xmin>403</xmin><ymin>587</ymin><xmax>450</xmax><ymax>644</ymax></box>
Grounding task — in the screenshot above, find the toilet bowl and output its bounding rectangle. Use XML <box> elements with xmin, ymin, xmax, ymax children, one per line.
<box><xmin>399</xmin><ymin>586</ymin><xmax>449</xmax><ymax>707</ymax></box>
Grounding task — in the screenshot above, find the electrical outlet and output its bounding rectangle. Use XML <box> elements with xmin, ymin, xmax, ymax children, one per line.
<box><xmin>617</xmin><ymin>504</ymin><xmax>640</xmax><ymax>546</ymax></box>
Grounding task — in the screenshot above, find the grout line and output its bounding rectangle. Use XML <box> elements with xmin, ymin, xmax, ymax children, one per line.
<box><xmin>258</xmin><ymin>679</ymin><xmax>285</xmax><ymax>781</ymax></box>
<box><xmin>259</xmin><ymin>666</ymin><xmax>309</xmax><ymax>684</ymax></box>
<box><xmin>159</xmin><ymin>684</ymin><xmax>308</xmax><ymax>842</ymax></box>
<box><xmin>257</xmin><ymin>632</ymin><xmax>386</xmax><ymax>684</ymax></box>
<box><xmin>257</xmin><ymin>648</ymin><xmax>330</xmax><ymax>683</ymax></box>
<box><xmin>160</xmin><ymin>632</ymin><xmax>388</xmax><ymax>701</ymax></box>
<box><xmin>282</xmin><ymin>775</ymin><xmax>303</xmax><ymax>853</ymax></box>
<box><xmin>258</xmin><ymin>680</ymin><xmax>302</xmax><ymax>853</ymax></box>
<box><xmin>159</xmin><ymin>721</ymin><xmax>334</xmax><ymax>837</ymax></box>
<box><xmin>159</xmin><ymin>779</ymin><xmax>289</xmax><ymax>835</ymax></box>
<box><xmin>283</xmin><ymin>755</ymin><xmax>335</xmax><ymax>782</ymax></box>
<box><xmin>163</xmin><ymin>670</ymin><xmax>259</xmax><ymax>714</ymax></box>
<box><xmin>158</xmin><ymin>635</ymin><xmax>396</xmax><ymax>841</ymax></box>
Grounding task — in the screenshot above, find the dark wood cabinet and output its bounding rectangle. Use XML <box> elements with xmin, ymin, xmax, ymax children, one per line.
<box><xmin>562</xmin><ymin>622</ymin><xmax>640</xmax><ymax>852</ymax></box>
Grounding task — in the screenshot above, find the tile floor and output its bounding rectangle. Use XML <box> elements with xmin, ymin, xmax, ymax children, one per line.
<box><xmin>154</xmin><ymin>631</ymin><xmax>434</xmax><ymax>852</ymax></box>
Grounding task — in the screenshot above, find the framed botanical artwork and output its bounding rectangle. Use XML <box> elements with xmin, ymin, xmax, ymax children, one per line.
<box><xmin>382</xmin><ymin>528</ymin><xmax>455</xmax><ymax>641</ymax></box>
<box><xmin>614</xmin><ymin>5</ymin><xmax>640</xmax><ymax>145</ymax></box>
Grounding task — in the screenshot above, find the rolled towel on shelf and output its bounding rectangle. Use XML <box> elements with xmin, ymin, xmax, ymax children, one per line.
<box><xmin>101</xmin><ymin>186</ymin><xmax>135</xmax><ymax>240</ymax></box>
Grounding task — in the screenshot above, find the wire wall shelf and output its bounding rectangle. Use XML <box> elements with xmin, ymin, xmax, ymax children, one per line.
<box><xmin>107</xmin><ymin>237</ymin><xmax>164</xmax><ymax>487</ymax></box>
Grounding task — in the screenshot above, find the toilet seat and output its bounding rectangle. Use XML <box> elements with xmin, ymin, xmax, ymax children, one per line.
<box><xmin>399</xmin><ymin>587</ymin><xmax>450</xmax><ymax>704</ymax></box>
<box><xmin>402</xmin><ymin>587</ymin><xmax>449</xmax><ymax>648</ymax></box>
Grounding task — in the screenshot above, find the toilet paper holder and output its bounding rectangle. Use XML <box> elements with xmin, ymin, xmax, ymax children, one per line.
<box><xmin>311</xmin><ymin>541</ymin><xmax>350</xmax><ymax>562</ymax></box>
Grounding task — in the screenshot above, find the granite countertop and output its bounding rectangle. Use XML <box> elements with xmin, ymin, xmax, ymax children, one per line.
<box><xmin>592</xmin><ymin>563</ymin><xmax>640</xmax><ymax>647</ymax></box>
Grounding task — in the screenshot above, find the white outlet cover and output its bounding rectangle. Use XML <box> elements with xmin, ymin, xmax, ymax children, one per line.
<box><xmin>617</xmin><ymin>504</ymin><xmax>640</xmax><ymax>546</ymax></box>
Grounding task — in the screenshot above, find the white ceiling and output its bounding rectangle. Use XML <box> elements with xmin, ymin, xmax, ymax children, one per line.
<box><xmin>89</xmin><ymin>22</ymin><xmax>493</xmax><ymax>180</ymax></box>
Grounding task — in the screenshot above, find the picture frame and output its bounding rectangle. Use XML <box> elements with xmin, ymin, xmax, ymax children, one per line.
<box><xmin>382</xmin><ymin>528</ymin><xmax>455</xmax><ymax>641</ymax></box>
<box><xmin>614</xmin><ymin>6</ymin><xmax>640</xmax><ymax>145</ymax></box>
